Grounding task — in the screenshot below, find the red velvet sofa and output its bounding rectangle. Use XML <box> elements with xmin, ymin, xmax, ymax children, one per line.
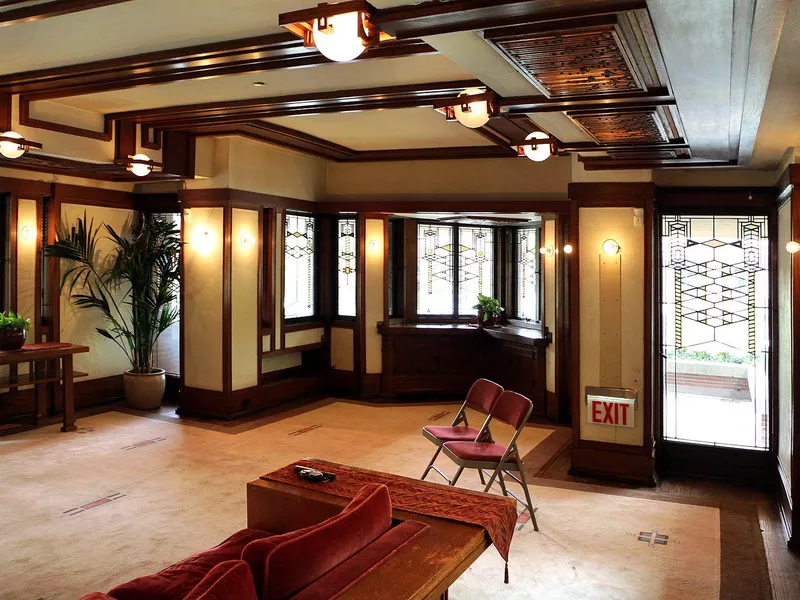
<box><xmin>81</xmin><ymin>484</ymin><xmax>427</xmax><ymax>600</ymax></box>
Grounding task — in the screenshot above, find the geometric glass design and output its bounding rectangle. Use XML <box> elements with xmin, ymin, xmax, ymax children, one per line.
<box><xmin>457</xmin><ymin>226</ymin><xmax>494</xmax><ymax>315</ymax></box>
<box><xmin>284</xmin><ymin>213</ymin><xmax>316</xmax><ymax>320</ymax></box>
<box><xmin>417</xmin><ymin>223</ymin><xmax>454</xmax><ymax>315</ymax></box>
<box><xmin>336</xmin><ymin>219</ymin><xmax>356</xmax><ymax>317</ymax></box>
<box><xmin>661</xmin><ymin>214</ymin><xmax>770</xmax><ymax>450</ymax></box>
<box><xmin>516</xmin><ymin>227</ymin><xmax>541</xmax><ymax>322</ymax></box>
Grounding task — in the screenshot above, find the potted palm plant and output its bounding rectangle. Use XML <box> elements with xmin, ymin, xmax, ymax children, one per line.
<box><xmin>473</xmin><ymin>294</ymin><xmax>503</xmax><ymax>328</ymax></box>
<box><xmin>47</xmin><ymin>213</ymin><xmax>180</xmax><ymax>409</ymax></box>
<box><xmin>0</xmin><ymin>311</ymin><xmax>31</xmax><ymax>350</ymax></box>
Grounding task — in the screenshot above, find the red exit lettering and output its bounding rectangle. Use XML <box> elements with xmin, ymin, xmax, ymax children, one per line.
<box><xmin>590</xmin><ymin>399</ymin><xmax>634</xmax><ymax>428</ymax></box>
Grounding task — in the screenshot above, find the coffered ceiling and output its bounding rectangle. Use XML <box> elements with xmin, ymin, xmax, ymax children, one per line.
<box><xmin>0</xmin><ymin>0</ymin><xmax>795</xmax><ymax>180</ymax></box>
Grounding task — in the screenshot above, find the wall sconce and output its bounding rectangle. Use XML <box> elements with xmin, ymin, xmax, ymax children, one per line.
<box><xmin>279</xmin><ymin>1</ymin><xmax>391</xmax><ymax>63</ymax></box>
<box><xmin>433</xmin><ymin>88</ymin><xmax>499</xmax><ymax>129</ymax></box>
<box><xmin>602</xmin><ymin>239</ymin><xmax>621</xmax><ymax>256</ymax></box>
<box><xmin>368</xmin><ymin>239</ymin><xmax>380</xmax><ymax>252</ymax></box>
<box><xmin>515</xmin><ymin>131</ymin><xmax>555</xmax><ymax>163</ymax></box>
<box><xmin>239</xmin><ymin>232</ymin><xmax>254</xmax><ymax>249</ymax></box>
<box><xmin>539</xmin><ymin>245</ymin><xmax>555</xmax><ymax>258</ymax></box>
<box><xmin>0</xmin><ymin>131</ymin><xmax>42</xmax><ymax>159</ymax></box>
<box><xmin>786</xmin><ymin>241</ymin><xmax>800</xmax><ymax>254</ymax></box>
<box><xmin>20</xmin><ymin>225</ymin><xmax>35</xmax><ymax>242</ymax></box>
<box><xmin>194</xmin><ymin>229</ymin><xmax>213</xmax><ymax>254</ymax></box>
<box><xmin>563</xmin><ymin>244</ymin><xmax>573</xmax><ymax>255</ymax></box>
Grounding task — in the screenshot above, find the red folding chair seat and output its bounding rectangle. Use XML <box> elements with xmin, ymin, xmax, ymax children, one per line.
<box><xmin>420</xmin><ymin>378</ymin><xmax>503</xmax><ymax>483</ymax></box>
<box><xmin>441</xmin><ymin>390</ymin><xmax>539</xmax><ymax>531</ymax></box>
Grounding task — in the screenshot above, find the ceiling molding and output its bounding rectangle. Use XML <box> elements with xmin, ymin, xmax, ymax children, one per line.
<box><xmin>0</xmin><ymin>152</ymin><xmax>179</xmax><ymax>181</ymax></box>
<box><xmin>107</xmin><ymin>80</ymin><xmax>483</xmax><ymax>126</ymax></box>
<box><xmin>0</xmin><ymin>34</ymin><xmax>436</xmax><ymax>99</ymax></box>
<box><xmin>499</xmin><ymin>88</ymin><xmax>674</xmax><ymax>114</ymax></box>
<box><xmin>0</xmin><ymin>0</ymin><xmax>133</xmax><ymax>27</ymax></box>
<box><xmin>374</xmin><ymin>0</ymin><xmax>647</xmax><ymax>39</ymax></box>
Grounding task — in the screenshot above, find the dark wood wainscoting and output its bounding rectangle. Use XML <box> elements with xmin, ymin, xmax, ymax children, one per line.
<box><xmin>379</xmin><ymin>324</ymin><xmax>551</xmax><ymax>418</ymax></box>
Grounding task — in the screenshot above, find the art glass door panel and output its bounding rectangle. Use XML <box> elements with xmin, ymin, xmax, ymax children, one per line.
<box><xmin>661</xmin><ymin>214</ymin><xmax>769</xmax><ymax>449</ymax></box>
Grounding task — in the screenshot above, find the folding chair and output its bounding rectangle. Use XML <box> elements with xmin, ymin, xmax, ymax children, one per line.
<box><xmin>441</xmin><ymin>390</ymin><xmax>538</xmax><ymax>531</ymax></box>
<box><xmin>420</xmin><ymin>378</ymin><xmax>503</xmax><ymax>483</ymax></box>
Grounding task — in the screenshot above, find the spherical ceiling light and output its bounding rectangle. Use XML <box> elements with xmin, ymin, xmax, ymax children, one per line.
<box><xmin>128</xmin><ymin>153</ymin><xmax>153</xmax><ymax>177</ymax></box>
<box><xmin>0</xmin><ymin>131</ymin><xmax>27</xmax><ymax>159</ymax></box>
<box><xmin>453</xmin><ymin>88</ymin><xmax>490</xmax><ymax>129</ymax></box>
<box><xmin>602</xmin><ymin>239</ymin><xmax>621</xmax><ymax>256</ymax></box>
<box><xmin>523</xmin><ymin>131</ymin><xmax>552</xmax><ymax>162</ymax></box>
<box><xmin>312</xmin><ymin>12</ymin><xmax>366</xmax><ymax>62</ymax></box>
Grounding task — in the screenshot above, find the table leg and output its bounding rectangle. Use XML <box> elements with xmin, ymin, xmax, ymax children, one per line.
<box><xmin>61</xmin><ymin>354</ymin><xmax>76</xmax><ymax>432</ymax></box>
<box><xmin>35</xmin><ymin>359</ymin><xmax>47</xmax><ymax>424</ymax></box>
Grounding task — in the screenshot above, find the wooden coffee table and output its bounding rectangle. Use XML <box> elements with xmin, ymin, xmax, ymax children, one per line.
<box><xmin>247</xmin><ymin>460</ymin><xmax>492</xmax><ymax>600</ymax></box>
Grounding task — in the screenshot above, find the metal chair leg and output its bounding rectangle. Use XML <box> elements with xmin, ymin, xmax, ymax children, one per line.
<box><xmin>450</xmin><ymin>466</ymin><xmax>465</xmax><ymax>486</ymax></box>
<box><xmin>421</xmin><ymin>446</ymin><xmax>443</xmax><ymax>481</ymax></box>
<box><xmin>478</xmin><ymin>468</ymin><xmax>486</xmax><ymax>485</ymax></box>
<box><xmin>497</xmin><ymin>470</ymin><xmax>509</xmax><ymax>497</ymax></box>
<box><xmin>515</xmin><ymin>458</ymin><xmax>538</xmax><ymax>532</ymax></box>
<box><xmin>483</xmin><ymin>460</ymin><xmax>506</xmax><ymax>493</ymax></box>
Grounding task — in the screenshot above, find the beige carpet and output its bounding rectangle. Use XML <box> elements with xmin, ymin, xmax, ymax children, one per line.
<box><xmin>0</xmin><ymin>400</ymin><xmax>720</xmax><ymax>600</ymax></box>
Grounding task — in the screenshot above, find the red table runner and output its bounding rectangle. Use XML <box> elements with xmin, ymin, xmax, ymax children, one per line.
<box><xmin>261</xmin><ymin>460</ymin><xmax>518</xmax><ymax>565</ymax></box>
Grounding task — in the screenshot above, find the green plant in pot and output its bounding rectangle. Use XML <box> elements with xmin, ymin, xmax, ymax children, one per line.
<box><xmin>472</xmin><ymin>294</ymin><xmax>503</xmax><ymax>327</ymax></box>
<box><xmin>0</xmin><ymin>311</ymin><xmax>31</xmax><ymax>351</ymax></box>
<box><xmin>46</xmin><ymin>213</ymin><xmax>180</xmax><ymax>410</ymax></box>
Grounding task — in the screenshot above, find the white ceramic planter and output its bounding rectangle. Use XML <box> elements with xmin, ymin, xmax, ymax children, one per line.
<box><xmin>123</xmin><ymin>368</ymin><xmax>166</xmax><ymax>410</ymax></box>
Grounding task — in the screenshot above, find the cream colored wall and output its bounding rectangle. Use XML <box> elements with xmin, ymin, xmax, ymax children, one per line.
<box><xmin>186</xmin><ymin>137</ymin><xmax>230</xmax><ymax>190</ymax></box>
<box><xmin>262</xmin><ymin>353</ymin><xmax>302</xmax><ymax>374</ymax></box>
<box><xmin>578</xmin><ymin>207</ymin><xmax>645</xmax><ymax>445</ymax></box>
<box><xmin>60</xmin><ymin>203</ymin><xmax>134</xmax><ymax>380</ymax></box>
<box><xmin>231</xmin><ymin>208</ymin><xmax>259</xmax><ymax>391</ymax></box>
<box><xmin>325</xmin><ymin>156</ymin><xmax>572</xmax><ymax>201</ymax></box>
<box><xmin>777</xmin><ymin>199</ymin><xmax>793</xmax><ymax>486</ymax></box>
<box><xmin>285</xmin><ymin>328</ymin><xmax>324</xmax><ymax>348</ymax></box>
<box><xmin>330</xmin><ymin>327</ymin><xmax>355</xmax><ymax>372</ymax></box>
<box><xmin>543</xmin><ymin>219</ymin><xmax>556</xmax><ymax>394</ymax></box>
<box><xmin>364</xmin><ymin>219</ymin><xmax>385</xmax><ymax>374</ymax></box>
<box><xmin>183</xmin><ymin>207</ymin><xmax>224</xmax><ymax>391</ymax></box>
<box><xmin>16</xmin><ymin>200</ymin><xmax>37</xmax><ymax>345</ymax></box>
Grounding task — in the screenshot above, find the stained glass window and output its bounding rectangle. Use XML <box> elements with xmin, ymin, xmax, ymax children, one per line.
<box><xmin>661</xmin><ymin>214</ymin><xmax>770</xmax><ymax>450</ymax></box>
<box><xmin>516</xmin><ymin>228</ymin><xmax>540</xmax><ymax>321</ymax></box>
<box><xmin>284</xmin><ymin>213</ymin><xmax>316</xmax><ymax>320</ymax></box>
<box><xmin>458</xmin><ymin>226</ymin><xmax>494</xmax><ymax>315</ymax></box>
<box><xmin>417</xmin><ymin>223</ymin><xmax>454</xmax><ymax>315</ymax></box>
<box><xmin>337</xmin><ymin>218</ymin><xmax>357</xmax><ymax>317</ymax></box>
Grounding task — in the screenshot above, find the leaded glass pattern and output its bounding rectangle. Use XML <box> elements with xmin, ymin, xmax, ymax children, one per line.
<box><xmin>516</xmin><ymin>228</ymin><xmax>540</xmax><ymax>321</ymax></box>
<box><xmin>284</xmin><ymin>214</ymin><xmax>315</xmax><ymax>320</ymax></box>
<box><xmin>417</xmin><ymin>223</ymin><xmax>454</xmax><ymax>315</ymax></box>
<box><xmin>661</xmin><ymin>214</ymin><xmax>770</xmax><ymax>449</ymax></box>
<box><xmin>458</xmin><ymin>226</ymin><xmax>494</xmax><ymax>315</ymax></box>
<box><xmin>337</xmin><ymin>219</ymin><xmax>356</xmax><ymax>317</ymax></box>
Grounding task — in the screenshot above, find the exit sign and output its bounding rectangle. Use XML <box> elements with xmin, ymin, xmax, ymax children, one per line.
<box><xmin>586</xmin><ymin>387</ymin><xmax>637</xmax><ymax>428</ymax></box>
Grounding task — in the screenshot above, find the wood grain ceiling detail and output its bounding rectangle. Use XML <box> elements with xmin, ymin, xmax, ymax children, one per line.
<box><xmin>569</xmin><ymin>109</ymin><xmax>668</xmax><ymax>144</ymax></box>
<box><xmin>492</xmin><ymin>25</ymin><xmax>644</xmax><ymax>97</ymax></box>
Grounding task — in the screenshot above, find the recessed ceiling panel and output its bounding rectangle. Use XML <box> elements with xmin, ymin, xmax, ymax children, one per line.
<box><xmin>569</xmin><ymin>109</ymin><xmax>668</xmax><ymax>144</ymax></box>
<box><xmin>265</xmin><ymin>108</ymin><xmax>495</xmax><ymax>151</ymax></box>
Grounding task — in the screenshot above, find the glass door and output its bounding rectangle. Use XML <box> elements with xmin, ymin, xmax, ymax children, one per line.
<box><xmin>661</xmin><ymin>214</ymin><xmax>770</xmax><ymax>450</ymax></box>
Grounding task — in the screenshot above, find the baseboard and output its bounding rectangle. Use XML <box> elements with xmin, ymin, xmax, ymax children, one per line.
<box><xmin>329</xmin><ymin>369</ymin><xmax>359</xmax><ymax>395</ymax></box>
<box><xmin>570</xmin><ymin>444</ymin><xmax>656</xmax><ymax>486</ymax></box>
<box><xmin>360</xmin><ymin>373</ymin><xmax>381</xmax><ymax>397</ymax></box>
<box><xmin>74</xmin><ymin>375</ymin><xmax>124</xmax><ymax>408</ymax></box>
<box><xmin>776</xmin><ymin>458</ymin><xmax>794</xmax><ymax>545</ymax></box>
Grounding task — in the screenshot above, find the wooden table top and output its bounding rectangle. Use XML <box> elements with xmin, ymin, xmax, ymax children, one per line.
<box><xmin>0</xmin><ymin>343</ymin><xmax>89</xmax><ymax>365</ymax></box>
<box><xmin>247</xmin><ymin>460</ymin><xmax>492</xmax><ymax>600</ymax></box>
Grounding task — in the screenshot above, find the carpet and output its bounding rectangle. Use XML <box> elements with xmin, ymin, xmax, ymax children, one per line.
<box><xmin>0</xmin><ymin>399</ymin><xmax>724</xmax><ymax>600</ymax></box>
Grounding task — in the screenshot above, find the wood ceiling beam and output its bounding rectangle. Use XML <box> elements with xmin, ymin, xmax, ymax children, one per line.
<box><xmin>578</xmin><ymin>157</ymin><xmax>738</xmax><ymax>170</ymax></box>
<box><xmin>500</xmin><ymin>88</ymin><xmax>675</xmax><ymax>114</ymax></box>
<box><xmin>374</xmin><ymin>0</ymin><xmax>647</xmax><ymax>39</ymax></box>
<box><xmin>0</xmin><ymin>0</ymin><xmax>133</xmax><ymax>27</ymax></box>
<box><xmin>107</xmin><ymin>80</ymin><xmax>483</xmax><ymax>125</ymax></box>
<box><xmin>559</xmin><ymin>141</ymin><xmax>688</xmax><ymax>153</ymax></box>
<box><xmin>0</xmin><ymin>34</ymin><xmax>435</xmax><ymax>98</ymax></box>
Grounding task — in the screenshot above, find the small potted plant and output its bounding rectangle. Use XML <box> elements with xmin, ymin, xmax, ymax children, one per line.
<box><xmin>0</xmin><ymin>311</ymin><xmax>31</xmax><ymax>351</ymax></box>
<box><xmin>473</xmin><ymin>294</ymin><xmax>503</xmax><ymax>328</ymax></box>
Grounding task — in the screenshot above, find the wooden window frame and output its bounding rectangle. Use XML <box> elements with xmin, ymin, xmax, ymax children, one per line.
<box><xmin>283</xmin><ymin>211</ymin><xmax>320</xmax><ymax>325</ymax></box>
<box><xmin>332</xmin><ymin>216</ymin><xmax>358</xmax><ymax>321</ymax></box>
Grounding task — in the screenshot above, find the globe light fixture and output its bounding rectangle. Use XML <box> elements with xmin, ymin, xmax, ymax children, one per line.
<box><xmin>563</xmin><ymin>244</ymin><xmax>574</xmax><ymax>255</ymax></box>
<box><xmin>128</xmin><ymin>154</ymin><xmax>154</xmax><ymax>177</ymax></box>
<box><xmin>786</xmin><ymin>241</ymin><xmax>800</xmax><ymax>254</ymax></box>
<box><xmin>20</xmin><ymin>226</ymin><xmax>35</xmax><ymax>241</ymax></box>
<box><xmin>539</xmin><ymin>245</ymin><xmax>555</xmax><ymax>258</ymax></box>
<box><xmin>312</xmin><ymin>12</ymin><xmax>367</xmax><ymax>62</ymax></box>
<box><xmin>453</xmin><ymin>88</ymin><xmax>491</xmax><ymax>129</ymax></box>
<box><xmin>602</xmin><ymin>239</ymin><xmax>621</xmax><ymax>256</ymax></box>
<box><xmin>522</xmin><ymin>131</ymin><xmax>552</xmax><ymax>162</ymax></box>
<box><xmin>239</xmin><ymin>232</ymin><xmax>253</xmax><ymax>249</ymax></box>
<box><xmin>0</xmin><ymin>131</ymin><xmax>31</xmax><ymax>159</ymax></box>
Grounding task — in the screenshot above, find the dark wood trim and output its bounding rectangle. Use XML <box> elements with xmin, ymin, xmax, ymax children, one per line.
<box><xmin>580</xmin><ymin>158</ymin><xmax>739</xmax><ymax>170</ymax></box>
<box><xmin>0</xmin><ymin>34</ymin><xmax>434</xmax><ymax>98</ymax></box>
<box><xmin>0</xmin><ymin>0</ymin><xmax>134</xmax><ymax>27</ymax></box>
<box><xmin>279</xmin><ymin>209</ymin><xmax>286</xmax><ymax>352</ymax></box>
<box><xmin>0</xmin><ymin>92</ymin><xmax>11</xmax><ymax>131</ymax></box>
<box><xmin>357</xmin><ymin>214</ymin><xmax>367</xmax><ymax>389</ymax></box>
<box><xmin>403</xmin><ymin>218</ymin><xmax>418</xmax><ymax>323</ymax></box>
<box><xmin>108</xmin><ymin>80</ymin><xmax>483</xmax><ymax>124</ymax></box>
<box><xmin>222</xmin><ymin>203</ymin><xmax>232</xmax><ymax>394</ymax></box>
<box><xmin>284</xmin><ymin>320</ymin><xmax>325</xmax><ymax>334</ymax></box>
<box><xmin>569</xmin><ymin>182</ymin><xmax>655</xmax><ymax>206</ymax></box>
<box><xmin>257</xmin><ymin>207</ymin><xmax>265</xmax><ymax>384</ymax></box>
<box><xmin>19</xmin><ymin>95</ymin><xmax>113</xmax><ymax>142</ymax></box>
<box><xmin>52</xmin><ymin>183</ymin><xmax>135</xmax><ymax>209</ymax></box>
<box><xmin>263</xmin><ymin>342</ymin><xmax>324</xmax><ymax>357</ymax></box>
<box><xmin>554</xmin><ymin>212</ymin><xmax>571</xmax><ymax>424</ymax></box>
<box><xmin>383</xmin><ymin>216</ymin><xmax>390</xmax><ymax>326</ymax></box>
<box><xmin>114</xmin><ymin>120</ymin><xmax>136</xmax><ymax>161</ymax></box>
<box><xmin>499</xmin><ymin>88</ymin><xmax>674</xmax><ymax>115</ymax></box>
<box><xmin>375</xmin><ymin>0</ymin><xmax>647</xmax><ymax>39</ymax></box>
<box><xmin>134</xmin><ymin>192</ymin><xmax>180</xmax><ymax>213</ymax></box>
